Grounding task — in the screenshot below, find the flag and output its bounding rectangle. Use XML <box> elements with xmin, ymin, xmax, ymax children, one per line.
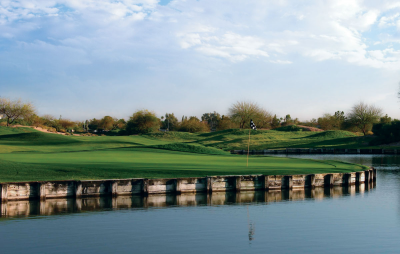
<box><xmin>250</xmin><ymin>119</ymin><xmax>257</xmax><ymax>130</ymax></box>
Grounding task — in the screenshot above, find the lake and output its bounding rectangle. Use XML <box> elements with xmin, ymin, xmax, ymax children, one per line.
<box><xmin>0</xmin><ymin>154</ymin><xmax>399</xmax><ymax>254</ymax></box>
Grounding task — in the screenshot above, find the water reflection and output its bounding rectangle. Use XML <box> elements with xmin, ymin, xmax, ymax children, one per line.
<box><xmin>269</xmin><ymin>154</ymin><xmax>400</xmax><ymax>170</ymax></box>
<box><xmin>247</xmin><ymin>206</ymin><xmax>255</xmax><ymax>243</ymax></box>
<box><xmin>0</xmin><ymin>183</ymin><xmax>376</xmax><ymax>219</ymax></box>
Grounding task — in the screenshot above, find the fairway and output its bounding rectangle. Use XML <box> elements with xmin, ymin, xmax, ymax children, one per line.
<box><xmin>0</xmin><ymin>127</ymin><xmax>368</xmax><ymax>182</ymax></box>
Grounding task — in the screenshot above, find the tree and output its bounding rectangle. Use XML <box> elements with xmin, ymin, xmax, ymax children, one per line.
<box><xmin>271</xmin><ymin>114</ymin><xmax>281</xmax><ymax>129</ymax></box>
<box><xmin>98</xmin><ymin>116</ymin><xmax>116</xmax><ymax>131</ymax></box>
<box><xmin>126</xmin><ymin>110</ymin><xmax>160</xmax><ymax>134</ymax></box>
<box><xmin>317</xmin><ymin>111</ymin><xmax>345</xmax><ymax>130</ymax></box>
<box><xmin>58</xmin><ymin>119</ymin><xmax>76</xmax><ymax>131</ymax></box>
<box><xmin>216</xmin><ymin>115</ymin><xmax>237</xmax><ymax>130</ymax></box>
<box><xmin>161</xmin><ymin>113</ymin><xmax>179</xmax><ymax>131</ymax></box>
<box><xmin>88</xmin><ymin>118</ymin><xmax>100</xmax><ymax>131</ymax></box>
<box><xmin>255</xmin><ymin>109</ymin><xmax>273</xmax><ymax>129</ymax></box>
<box><xmin>281</xmin><ymin>114</ymin><xmax>293</xmax><ymax>126</ymax></box>
<box><xmin>332</xmin><ymin>111</ymin><xmax>345</xmax><ymax>129</ymax></box>
<box><xmin>347</xmin><ymin>102</ymin><xmax>382</xmax><ymax>135</ymax></box>
<box><xmin>229</xmin><ymin>101</ymin><xmax>271</xmax><ymax>129</ymax></box>
<box><xmin>28</xmin><ymin>114</ymin><xmax>44</xmax><ymax>127</ymax></box>
<box><xmin>115</xmin><ymin>119</ymin><xmax>126</xmax><ymax>129</ymax></box>
<box><xmin>301</xmin><ymin>118</ymin><xmax>318</xmax><ymax>128</ymax></box>
<box><xmin>0</xmin><ymin>98</ymin><xmax>35</xmax><ymax>126</ymax></box>
<box><xmin>179</xmin><ymin>117</ymin><xmax>209</xmax><ymax>133</ymax></box>
<box><xmin>318</xmin><ymin>114</ymin><xmax>334</xmax><ymax>130</ymax></box>
<box><xmin>202</xmin><ymin>112</ymin><xmax>221</xmax><ymax>131</ymax></box>
<box><xmin>380</xmin><ymin>114</ymin><xmax>392</xmax><ymax>124</ymax></box>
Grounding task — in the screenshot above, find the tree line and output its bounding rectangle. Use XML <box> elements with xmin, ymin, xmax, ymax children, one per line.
<box><xmin>0</xmin><ymin>98</ymin><xmax>393</xmax><ymax>139</ymax></box>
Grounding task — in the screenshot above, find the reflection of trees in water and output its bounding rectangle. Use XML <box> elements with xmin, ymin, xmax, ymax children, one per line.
<box><xmin>247</xmin><ymin>206</ymin><xmax>255</xmax><ymax>243</ymax></box>
<box><xmin>371</xmin><ymin>155</ymin><xmax>400</xmax><ymax>168</ymax></box>
<box><xmin>248</xmin><ymin>222</ymin><xmax>255</xmax><ymax>242</ymax></box>
<box><xmin>281</xmin><ymin>154</ymin><xmax>400</xmax><ymax>172</ymax></box>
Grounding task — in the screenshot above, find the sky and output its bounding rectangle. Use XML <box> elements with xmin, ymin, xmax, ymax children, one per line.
<box><xmin>1</xmin><ymin>0</ymin><xmax>400</xmax><ymax>121</ymax></box>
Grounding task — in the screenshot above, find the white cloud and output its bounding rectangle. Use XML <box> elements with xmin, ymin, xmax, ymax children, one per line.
<box><xmin>379</xmin><ymin>13</ymin><xmax>400</xmax><ymax>27</ymax></box>
<box><xmin>2</xmin><ymin>1</ymin><xmax>400</xmax><ymax>80</ymax></box>
<box><xmin>270</xmin><ymin>60</ymin><xmax>292</xmax><ymax>64</ymax></box>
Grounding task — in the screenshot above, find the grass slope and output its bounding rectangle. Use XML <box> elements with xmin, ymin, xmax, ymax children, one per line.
<box><xmin>193</xmin><ymin>130</ymin><xmax>377</xmax><ymax>150</ymax></box>
<box><xmin>0</xmin><ymin>127</ymin><xmax>370</xmax><ymax>182</ymax></box>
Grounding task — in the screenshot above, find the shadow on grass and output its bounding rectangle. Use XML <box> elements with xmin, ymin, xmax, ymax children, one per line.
<box><xmin>0</xmin><ymin>132</ymin><xmax>79</xmax><ymax>144</ymax></box>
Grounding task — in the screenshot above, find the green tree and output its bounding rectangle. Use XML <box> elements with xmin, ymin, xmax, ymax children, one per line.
<box><xmin>179</xmin><ymin>117</ymin><xmax>209</xmax><ymax>133</ymax></box>
<box><xmin>332</xmin><ymin>111</ymin><xmax>345</xmax><ymax>129</ymax></box>
<box><xmin>285</xmin><ymin>114</ymin><xmax>292</xmax><ymax>123</ymax></box>
<box><xmin>115</xmin><ymin>119</ymin><xmax>126</xmax><ymax>129</ymax></box>
<box><xmin>216</xmin><ymin>115</ymin><xmax>237</xmax><ymax>130</ymax></box>
<box><xmin>41</xmin><ymin>115</ymin><xmax>56</xmax><ymax>127</ymax></box>
<box><xmin>99</xmin><ymin>116</ymin><xmax>116</xmax><ymax>131</ymax></box>
<box><xmin>347</xmin><ymin>102</ymin><xmax>382</xmax><ymax>135</ymax></box>
<box><xmin>161</xmin><ymin>113</ymin><xmax>179</xmax><ymax>131</ymax></box>
<box><xmin>88</xmin><ymin>118</ymin><xmax>100</xmax><ymax>131</ymax></box>
<box><xmin>126</xmin><ymin>110</ymin><xmax>160</xmax><ymax>134</ymax></box>
<box><xmin>271</xmin><ymin>114</ymin><xmax>281</xmax><ymax>129</ymax></box>
<box><xmin>318</xmin><ymin>114</ymin><xmax>334</xmax><ymax>130</ymax></box>
<box><xmin>201</xmin><ymin>112</ymin><xmax>221</xmax><ymax>131</ymax></box>
<box><xmin>255</xmin><ymin>109</ymin><xmax>273</xmax><ymax>129</ymax></box>
<box><xmin>317</xmin><ymin>111</ymin><xmax>346</xmax><ymax>130</ymax></box>
<box><xmin>380</xmin><ymin>114</ymin><xmax>392</xmax><ymax>124</ymax></box>
<box><xmin>301</xmin><ymin>118</ymin><xmax>318</xmax><ymax>127</ymax></box>
<box><xmin>58</xmin><ymin>119</ymin><xmax>76</xmax><ymax>130</ymax></box>
<box><xmin>0</xmin><ymin>98</ymin><xmax>35</xmax><ymax>126</ymax></box>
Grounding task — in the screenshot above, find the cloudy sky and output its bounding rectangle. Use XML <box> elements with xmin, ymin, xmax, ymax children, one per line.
<box><xmin>1</xmin><ymin>0</ymin><xmax>400</xmax><ymax>121</ymax></box>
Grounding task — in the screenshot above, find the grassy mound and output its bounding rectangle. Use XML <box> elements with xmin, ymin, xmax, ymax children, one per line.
<box><xmin>307</xmin><ymin>130</ymin><xmax>358</xmax><ymax>139</ymax></box>
<box><xmin>150</xmin><ymin>143</ymin><xmax>229</xmax><ymax>155</ymax></box>
<box><xmin>0</xmin><ymin>126</ymin><xmax>34</xmax><ymax>135</ymax></box>
<box><xmin>0</xmin><ymin>127</ymin><xmax>78</xmax><ymax>144</ymax></box>
<box><xmin>274</xmin><ymin>125</ymin><xmax>309</xmax><ymax>132</ymax></box>
<box><xmin>199</xmin><ymin>129</ymin><xmax>248</xmax><ymax>136</ymax></box>
<box><xmin>144</xmin><ymin>131</ymin><xmax>200</xmax><ymax>141</ymax></box>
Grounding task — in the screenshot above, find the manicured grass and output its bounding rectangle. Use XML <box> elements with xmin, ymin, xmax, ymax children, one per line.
<box><xmin>0</xmin><ymin>126</ymin><xmax>371</xmax><ymax>182</ymax></box>
<box><xmin>0</xmin><ymin>148</ymin><xmax>366</xmax><ymax>182</ymax></box>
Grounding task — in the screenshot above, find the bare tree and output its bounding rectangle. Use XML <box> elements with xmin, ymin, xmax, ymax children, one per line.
<box><xmin>229</xmin><ymin>101</ymin><xmax>272</xmax><ymax>129</ymax></box>
<box><xmin>347</xmin><ymin>102</ymin><xmax>382</xmax><ymax>135</ymax></box>
<box><xmin>0</xmin><ymin>98</ymin><xmax>35</xmax><ymax>126</ymax></box>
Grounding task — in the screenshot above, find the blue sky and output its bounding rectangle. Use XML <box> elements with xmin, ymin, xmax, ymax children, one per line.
<box><xmin>1</xmin><ymin>0</ymin><xmax>400</xmax><ymax>121</ymax></box>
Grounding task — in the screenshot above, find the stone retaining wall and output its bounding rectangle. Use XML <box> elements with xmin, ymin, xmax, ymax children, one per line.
<box><xmin>232</xmin><ymin>148</ymin><xmax>398</xmax><ymax>155</ymax></box>
<box><xmin>0</xmin><ymin>168</ymin><xmax>376</xmax><ymax>201</ymax></box>
<box><xmin>0</xmin><ymin>183</ymin><xmax>376</xmax><ymax>218</ymax></box>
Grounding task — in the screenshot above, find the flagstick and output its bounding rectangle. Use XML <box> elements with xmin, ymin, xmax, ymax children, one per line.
<box><xmin>247</xmin><ymin>129</ymin><xmax>251</xmax><ymax>167</ymax></box>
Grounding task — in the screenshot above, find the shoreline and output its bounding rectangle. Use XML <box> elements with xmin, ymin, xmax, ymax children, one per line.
<box><xmin>0</xmin><ymin>168</ymin><xmax>376</xmax><ymax>202</ymax></box>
